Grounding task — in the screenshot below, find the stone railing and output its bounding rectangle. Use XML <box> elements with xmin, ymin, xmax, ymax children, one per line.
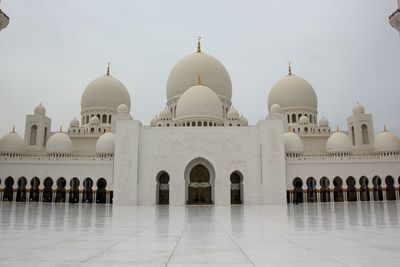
<box><xmin>286</xmin><ymin>153</ymin><xmax>399</xmax><ymax>162</ymax></box>
<box><xmin>0</xmin><ymin>153</ymin><xmax>113</xmax><ymax>162</ymax></box>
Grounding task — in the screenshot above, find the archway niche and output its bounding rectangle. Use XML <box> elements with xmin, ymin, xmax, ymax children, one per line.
<box><xmin>43</xmin><ymin>177</ymin><xmax>54</xmax><ymax>202</ymax></box>
<box><xmin>346</xmin><ymin>176</ymin><xmax>357</xmax><ymax>202</ymax></box>
<box><xmin>372</xmin><ymin>176</ymin><xmax>383</xmax><ymax>201</ymax></box>
<box><xmin>333</xmin><ymin>177</ymin><xmax>344</xmax><ymax>202</ymax></box>
<box><xmin>156</xmin><ymin>171</ymin><xmax>170</xmax><ymax>205</ymax></box>
<box><xmin>96</xmin><ymin>178</ymin><xmax>107</xmax><ymax>204</ymax></box>
<box><xmin>82</xmin><ymin>178</ymin><xmax>93</xmax><ymax>203</ymax></box>
<box><xmin>306</xmin><ymin>177</ymin><xmax>317</xmax><ymax>203</ymax></box>
<box><xmin>185</xmin><ymin>157</ymin><xmax>215</xmax><ymax>205</ymax></box>
<box><xmin>55</xmin><ymin>177</ymin><xmax>67</xmax><ymax>203</ymax></box>
<box><xmin>3</xmin><ymin>177</ymin><xmax>14</xmax><ymax>201</ymax></box>
<box><xmin>230</xmin><ymin>171</ymin><xmax>243</xmax><ymax>205</ymax></box>
<box><xmin>319</xmin><ymin>177</ymin><xmax>330</xmax><ymax>202</ymax></box>
<box><xmin>16</xmin><ymin>177</ymin><xmax>27</xmax><ymax>202</ymax></box>
<box><xmin>385</xmin><ymin>176</ymin><xmax>396</xmax><ymax>201</ymax></box>
<box><xmin>292</xmin><ymin>177</ymin><xmax>304</xmax><ymax>204</ymax></box>
<box><xmin>69</xmin><ymin>178</ymin><xmax>80</xmax><ymax>203</ymax></box>
<box><xmin>29</xmin><ymin>177</ymin><xmax>40</xmax><ymax>202</ymax></box>
<box><xmin>359</xmin><ymin>176</ymin><xmax>370</xmax><ymax>201</ymax></box>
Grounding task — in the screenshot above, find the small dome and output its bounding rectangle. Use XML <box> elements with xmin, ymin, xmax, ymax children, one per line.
<box><xmin>34</xmin><ymin>103</ymin><xmax>46</xmax><ymax>115</ymax></box>
<box><xmin>270</xmin><ymin>103</ymin><xmax>281</xmax><ymax>114</ymax></box>
<box><xmin>47</xmin><ymin>132</ymin><xmax>73</xmax><ymax>155</ymax></box>
<box><xmin>159</xmin><ymin>107</ymin><xmax>172</xmax><ymax>120</ymax></box>
<box><xmin>89</xmin><ymin>116</ymin><xmax>100</xmax><ymax>125</ymax></box>
<box><xmin>299</xmin><ymin>115</ymin><xmax>309</xmax><ymax>124</ymax></box>
<box><xmin>227</xmin><ymin>106</ymin><xmax>240</xmax><ymax>120</ymax></box>
<box><xmin>373</xmin><ymin>129</ymin><xmax>400</xmax><ymax>154</ymax></box>
<box><xmin>150</xmin><ymin>115</ymin><xmax>159</xmax><ymax>126</ymax></box>
<box><xmin>239</xmin><ymin>115</ymin><xmax>248</xmax><ymax>126</ymax></box>
<box><xmin>167</xmin><ymin>52</ymin><xmax>232</xmax><ymax>101</ymax></box>
<box><xmin>96</xmin><ymin>132</ymin><xmax>115</xmax><ymax>154</ymax></box>
<box><xmin>0</xmin><ymin>129</ymin><xmax>25</xmax><ymax>155</ymax></box>
<box><xmin>326</xmin><ymin>131</ymin><xmax>353</xmax><ymax>154</ymax></box>
<box><xmin>319</xmin><ymin>116</ymin><xmax>329</xmax><ymax>127</ymax></box>
<box><xmin>70</xmin><ymin>117</ymin><xmax>79</xmax><ymax>128</ymax></box>
<box><xmin>81</xmin><ymin>74</ymin><xmax>131</xmax><ymax>112</ymax></box>
<box><xmin>176</xmin><ymin>84</ymin><xmax>223</xmax><ymax>120</ymax></box>
<box><xmin>268</xmin><ymin>75</ymin><xmax>318</xmax><ymax>111</ymax></box>
<box><xmin>353</xmin><ymin>102</ymin><xmax>365</xmax><ymax>115</ymax></box>
<box><xmin>283</xmin><ymin>132</ymin><xmax>304</xmax><ymax>154</ymax></box>
<box><xmin>117</xmin><ymin>104</ymin><xmax>129</xmax><ymax>114</ymax></box>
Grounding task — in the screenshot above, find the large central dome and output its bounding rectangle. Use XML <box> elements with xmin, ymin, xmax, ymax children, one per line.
<box><xmin>81</xmin><ymin>74</ymin><xmax>131</xmax><ymax>112</ymax></box>
<box><xmin>166</xmin><ymin>52</ymin><xmax>232</xmax><ymax>101</ymax></box>
<box><xmin>268</xmin><ymin>74</ymin><xmax>318</xmax><ymax>111</ymax></box>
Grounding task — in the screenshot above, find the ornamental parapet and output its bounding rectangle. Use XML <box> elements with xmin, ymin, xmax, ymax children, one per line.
<box><xmin>286</xmin><ymin>153</ymin><xmax>400</xmax><ymax>162</ymax></box>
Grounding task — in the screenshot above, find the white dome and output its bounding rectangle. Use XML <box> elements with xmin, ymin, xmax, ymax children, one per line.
<box><xmin>34</xmin><ymin>103</ymin><xmax>46</xmax><ymax>115</ymax></box>
<box><xmin>0</xmin><ymin>130</ymin><xmax>25</xmax><ymax>155</ymax></box>
<box><xmin>176</xmin><ymin>84</ymin><xmax>223</xmax><ymax>119</ymax></box>
<box><xmin>270</xmin><ymin>103</ymin><xmax>281</xmax><ymax>114</ymax></box>
<box><xmin>81</xmin><ymin>75</ymin><xmax>131</xmax><ymax>111</ymax></box>
<box><xmin>227</xmin><ymin>106</ymin><xmax>239</xmax><ymax>120</ymax></box>
<box><xmin>299</xmin><ymin>115</ymin><xmax>309</xmax><ymax>124</ymax></box>
<box><xmin>326</xmin><ymin>131</ymin><xmax>353</xmax><ymax>154</ymax></box>
<box><xmin>373</xmin><ymin>130</ymin><xmax>400</xmax><ymax>154</ymax></box>
<box><xmin>89</xmin><ymin>116</ymin><xmax>100</xmax><ymax>125</ymax></box>
<box><xmin>70</xmin><ymin>117</ymin><xmax>79</xmax><ymax>128</ymax></box>
<box><xmin>46</xmin><ymin>132</ymin><xmax>73</xmax><ymax>155</ymax></box>
<box><xmin>319</xmin><ymin>116</ymin><xmax>329</xmax><ymax>127</ymax></box>
<box><xmin>268</xmin><ymin>75</ymin><xmax>318</xmax><ymax>111</ymax></box>
<box><xmin>117</xmin><ymin>104</ymin><xmax>129</xmax><ymax>114</ymax></box>
<box><xmin>283</xmin><ymin>132</ymin><xmax>304</xmax><ymax>154</ymax></box>
<box><xmin>159</xmin><ymin>107</ymin><xmax>172</xmax><ymax>120</ymax></box>
<box><xmin>96</xmin><ymin>132</ymin><xmax>115</xmax><ymax>154</ymax></box>
<box><xmin>166</xmin><ymin>52</ymin><xmax>232</xmax><ymax>101</ymax></box>
<box><xmin>353</xmin><ymin>102</ymin><xmax>365</xmax><ymax>114</ymax></box>
<box><xmin>239</xmin><ymin>115</ymin><xmax>248</xmax><ymax>126</ymax></box>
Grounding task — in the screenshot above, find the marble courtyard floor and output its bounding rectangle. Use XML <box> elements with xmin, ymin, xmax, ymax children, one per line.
<box><xmin>0</xmin><ymin>202</ymin><xmax>400</xmax><ymax>267</ymax></box>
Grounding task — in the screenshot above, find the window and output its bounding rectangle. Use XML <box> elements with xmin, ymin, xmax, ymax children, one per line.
<box><xmin>30</xmin><ymin>125</ymin><xmax>37</xmax><ymax>146</ymax></box>
<box><xmin>361</xmin><ymin>124</ymin><xmax>369</xmax><ymax>144</ymax></box>
<box><xmin>102</xmin><ymin>114</ymin><xmax>107</xmax><ymax>123</ymax></box>
<box><xmin>292</xmin><ymin>114</ymin><xmax>296</xmax><ymax>123</ymax></box>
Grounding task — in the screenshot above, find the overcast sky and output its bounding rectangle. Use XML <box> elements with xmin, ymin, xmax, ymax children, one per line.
<box><xmin>0</xmin><ymin>0</ymin><xmax>399</xmax><ymax>138</ymax></box>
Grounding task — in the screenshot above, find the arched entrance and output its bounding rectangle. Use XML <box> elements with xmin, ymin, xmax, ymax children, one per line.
<box><xmin>306</xmin><ymin>177</ymin><xmax>317</xmax><ymax>203</ymax></box>
<box><xmin>319</xmin><ymin>177</ymin><xmax>330</xmax><ymax>202</ymax></box>
<box><xmin>372</xmin><ymin>176</ymin><xmax>383</xmax><ymax>201</ymax></box>
<box><xmin>385</xmin><ymin>176</ymin><xmax>396</xmax><ymax>201</ymax></box>
<box><xmin>29</xmin><ymin>177</ymin><xmax>40</xmax><ymax>202</ymax></box>
<box><xmin>230</xmin><ymin>171</ymin><xmax>243</xmax><ymax>205</ymax></box>
<box><xmin>82</xmin><ymin>178</ymin><xmax>93</xmax><ymax>203</ymax></box>
<box><xmin>185</xmin><ymin>158</ymin><xmax>215</xmax><ymax>205</ymax></box>
<box><xmin>55</xmin><ymin>177</ymin><xmax>66</xmax><ymax>203</ymax></box>
<box><xmin>96</xmin><ymin>178</ymin><xmax>107</xmax><ymax>204</ymax></box>
<box><xmin>157</xmin><ymin>171</ymin><xmax>170</xmax><ymax>205</ymax></box>
<box><xmin>43</xmin><ymin>177</ymin><xmax>53</xmax><ymax>202</ymax></box>
<box><xmin>69</xmin><ymin>178</ymin><xmax>80</xmax><ymax>203</ymax></box>
<box><xmin>359</xmin><ymin>176</ymin><xmax>370</xmax><ymax>201</ymax></box>
<box><xmin>292</xmin><ymin>177</ymin><xmax>304</xmax><ymax>204</ymax></box>
<box><xmin>333</xmin><ymin>177</ymin><xmax>344</xmax><ymax>202</ymax></box>
<box><xmin>16</xmin><ymin>177</ymin><xmax>27</xmax><ymax>202</ymax></box>
<box><xmin>346</xmin><ymin>176</ymin><xmax>357</xmax><ymax>202</ymax></box>
<box><xmin>3</xmin><ymin>177</ymin><xmax>14</xmax><ymax>201</ymax></box>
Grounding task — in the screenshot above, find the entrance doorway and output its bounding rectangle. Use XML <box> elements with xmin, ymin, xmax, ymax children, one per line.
<box><xmin>187</xmin><ymin>164</ymin><xmax>213</xmax><ymax>205</ymax></box>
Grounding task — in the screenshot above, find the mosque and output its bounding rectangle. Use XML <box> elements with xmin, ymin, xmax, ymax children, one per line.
<box><xmin>0</xmin><ymin>3</ymin><xmax>400</xmax><ymax>206</ymax></box>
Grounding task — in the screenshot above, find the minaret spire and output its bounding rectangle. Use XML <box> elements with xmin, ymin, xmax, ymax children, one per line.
<box><xmin>197</xmin><ymin>36</ymin><xmax>202</xmax><ymax>53</ymax></box>
<box><xmin>106</xmin><ymin>62</ymin><xmax>111</xmax><ymax>76</ymax></box>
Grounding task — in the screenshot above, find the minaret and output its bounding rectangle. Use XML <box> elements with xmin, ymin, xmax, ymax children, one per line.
<box><xmin>389</xmin><ymin>0</ymin><xmax>400</xmax><ymax>33</ymax></box>
<box><xmin>0</xmin><ymin>2</ymin><xmax>10</xmax><ymax>32</ymax></box>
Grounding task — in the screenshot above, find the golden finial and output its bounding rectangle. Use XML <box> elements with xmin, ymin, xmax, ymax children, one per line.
<box><xmin>59</xmin><ymin>126</ymin><xmax>63</xmax><ymax>132</ymax></box>
<box><xmin>197</xmin><ymin>36</ymin><xmax>202</xmax><ymax>53</ymax></box>
<box><xmin>12</xmin><ymin>126</ymin><xmax>15</xmax><ymax>133</ymax></box>
<box><xmin>106</xmin><ymin>127</ymin><xmax>112</xmax><ymax>133</ymax></box>
<box><xmin>106</xmin><ymin>62</ymin><xmax>111</xmax><ymax>76</ymax></box>
<box><xmin>384</xmin><ymin>125</ymin><xmax>388</xmax><ymax>132</ymax></box>
<box><xmin>288</xmin><ymin>62</ymin><xmax>292</xmax><ymax>76</ymax></box>
<box><xmin>197</xmin><ymin>74</ymin><xmax>203</xmax><ymax>85</ymax></box>
<box><xmin>288</xmin><ymin>127</ymin><xmax>292</xmax><ymax>132</ymax></box>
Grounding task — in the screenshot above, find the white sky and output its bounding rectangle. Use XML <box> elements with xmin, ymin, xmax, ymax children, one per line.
<box><xmin>0</xmin><ymin>0</ymin><xmax>399</xmax><ymax>137</ymax></box>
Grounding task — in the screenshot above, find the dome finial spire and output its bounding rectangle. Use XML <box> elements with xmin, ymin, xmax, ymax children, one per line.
<box><xmin>12</xmin><ymin>126</ymin><xmax>15</xmax><ymax>133</ymax></box>
<box><xmin>384</xmin><ymin>125</ymin><xmax>388</xmax><ymax>132</ymax></box>
<box><xmin>336</xmin><ymin>125</ymin><xmax>340</xmax><ymax>132</ymax></box>
<box><xmin>197</xmin><ymin>36</ymin><xmax>202</xmax><ymax>53</ymax></box>
<box><xmin>106</xmin><ymin>62</ymin><xmax>111</xmax><ymax>76</ymax></box>
<box><xmin>288</xmin><ymin>62</ymin><xmax>292</xmax><ymax>76</ymax></box>
<box><xmin>59</xmin><ymin>125</ymin><xmax>63</xmax><ymax>132</ymax></box>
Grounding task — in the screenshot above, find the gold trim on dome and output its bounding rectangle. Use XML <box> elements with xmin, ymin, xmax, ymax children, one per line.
<box><xmin>197</xmin><ymin>74</ymin><xmax>203</xmax><ymax>85</ymax></box>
